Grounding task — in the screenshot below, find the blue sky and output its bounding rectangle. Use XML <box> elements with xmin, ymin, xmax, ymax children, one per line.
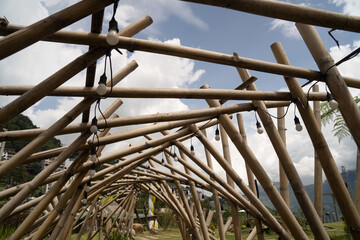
<box><xmin>0</xmin><ymin>0</ymin><xmax>359</xmax><ymax>185</ymax></box>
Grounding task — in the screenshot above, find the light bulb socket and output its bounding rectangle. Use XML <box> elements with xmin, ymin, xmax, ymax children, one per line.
<box><xmin>215</xmin><ymin>128</ymin><xmax>220</xmax><ymax>141</ymax></box>
<box><xmin>256</xmin><ymin>121</ymin><xmax>264</xmax><ymax>134</ymax></box>
<box><xmin>90</xmin><ymin>147</ymin><xmax>97</xmax><ymax>163</ymax></box>
<box><xmin>108</xmin><ymin>17</ymin><xmax>119</xmax><ymax>32</ymax></box>
<box><xmin>161</xmin><ymin>158</ymin><xmax>165</xmax><ymax>165</ymax></box>
<box><xmin>99</xmin><ymin>73</ymin><xmax>107</xmax><ymax>85</ymax></box>
<box><xmin>174</xmin><ymin>153</ymin><xmax>178</xmax><ymax>162</ymax></box>
<box><xmin>190</xmin><ymin>145</ymin><xmax>195</xmax><ymax>155</ymax></box>
<box><xmin>294</xmin><ymin>116</ymin><xmax>300</xmax><ymax>125</ymax></box>
<box><xmin>90</xmin><ymin>117</ymin><xmax>98</xmax><ymax>133</ymax></box>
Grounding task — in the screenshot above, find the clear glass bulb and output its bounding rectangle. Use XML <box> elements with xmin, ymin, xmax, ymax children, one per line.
<box><xmin>96</xmin><ymin>83</ymin><xmax>107</xmax><ymax>96</ymax></box>
<box><xmin>89</xmin><ymin>169</ymin><xmax>96</xmax><ymax>177</ymax></box>
<box><xmin>81</xmin><ymin>199</ymin><xmax>87</xmax><ymax>205</ymax></box>
<box><xmin>295</xmin><ymin>123</ymin><xmax>303</xmax><ymax>132</ymax></box>
<box><xmin>85</xmin><ymin>185</ymin><xmax>91</xmax><ymax>192</ymax></box>
<box><xmin>90</xmin><ymin>124</ymin><xmax>98</xmax><ymax>134</ymax></box>
<box><xmin>329</xmin><ymin>99</ymin><xmax>338</xmax><ymax>110</ymax></box>
<box><xmin>106</xmin><ymin>29</ymin><xmax>120</xmax><ymax>45</ymax></box>
<box><xmin>257</xmin><ymin>127</ymin><xmax>264</xmax><ymax>134</ymax></box>
<box><xmin>215</xmin><ymin>134</ymin><xmax>220</xmax><ymax>141</ymax></box>
<box><xmin>90</xmin><ymin>154</ymin><xmax>97</xmax><ymax>163</ymax></box>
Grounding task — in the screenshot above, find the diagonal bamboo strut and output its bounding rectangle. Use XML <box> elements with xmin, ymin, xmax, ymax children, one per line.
<box><xmin>201</xmin><ymin>84</ymin><xmax>308</xmax><ymax>240</ymax></box>
<box><xmin>296</xmin><ymin>23</ymin><xmax>360</xmax><ymax>154</ymax></box>
<box><xmin>271</xmin><ymin>40</ymin><xmax>360</xmax><ymax>239</ymax></box>
<box><xmin>233</xmin><ymin>59</ymin><xmax>327</xmax><ymax>239</ymax></box>
<box><xmin>0</xmin><ymin>0</ymin><xmax>113</xmax><ymax>60</ymax></box>
<box><xmin>201</xmin><ymin>129</ymin><xmax>225</xmax><ymax>240</ymax></box>
<box><xmin>187</xmin><ymin>124</ymin><xmax>290</xmax><ymax>239</ymax></box>
<box><xmin>0</xmin><ymin>61</ymin><xmax>136</xmax><ymax>179</ymax></box>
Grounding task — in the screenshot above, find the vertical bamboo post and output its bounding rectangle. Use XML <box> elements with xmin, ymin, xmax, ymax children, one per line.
<box><xmin>271</xmin><ymin>41</ymin><xmax>360</xmax><ymax>239</ymax></box>
<box><xmin>219</xmin><ymin>125</ymin><xmax>242</xmax><ymax>240</ymax></box>
<box><xmin>201</xmin><ymin>84</ymin><xmax>308</xmax><ymax>240</ymax></box>
<box><xmin>313</xmin><ymin>84</ymin><xmax>323</xmax><ymax>222</ymax></box>
<box><xmin>76</xmin><ymin>196</ymin><xmax>100</xmax><ymax>240</ymax></box>
<box><xmin>236</xmin><ymin>114</ymin><xmax>264</xmax><ymax>240</ymax></box>
<box><xmin>277</xmin><ymin>106</ymin><xmax>291</xmax><ymax>234</ymax></box>
<box><xmin>233</xmin><ymin>61</ymin><xmax>327</xmax><ymax>239</ymax></box>
<box><xmin>296</xmin><ymin>23</ymin><xmax>360</xmax><ymax>149</ymax></box>
<box><xmin>179</xmin><ymin>150</ymin><xmax>210</xmax><ymax>240</ymax></box>
<box><xmin>201</xmin><ymin>129</ymin><xmax>226</xmax><ymax>240</ymax></box>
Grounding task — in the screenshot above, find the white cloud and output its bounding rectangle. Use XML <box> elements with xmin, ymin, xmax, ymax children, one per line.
<box><xmin>107</xmin><ymin>0</ymin><xmax>208</xmax><ymax>34</ymax></box>
<box><xmin>270</xmin><ymin>19</ymin><xmax>301</xmax><ymax>39</ymax></box>
<box><xmin>331</xmin><ymin>0</ymin><xmax>360</xmax><ymax>16</ymax></box>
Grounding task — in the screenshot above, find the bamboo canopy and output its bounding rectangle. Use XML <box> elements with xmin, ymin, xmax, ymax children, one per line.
<box><xmin>0</xmin><ymin>1</ymin><xmax>359</xmax><ymax>240</ymax></box>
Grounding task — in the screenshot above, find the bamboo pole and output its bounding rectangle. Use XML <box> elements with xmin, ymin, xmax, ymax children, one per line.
<box><xmin>1</xmin><ymin>25</ymin><xmax>360</xmax><ymax>88</ymax></box>
<box><xmin>87</xmin><ymin>204</ymin><xmax>100</xmax><ymax>240</ymax></box>
<box><xmin>76</xmin><ymin>196</ymin><xmax>100</xmax><ymax>240</ymax></box>
<box><xmin>49</xmin><ymin>187</ymin><xmax>84</xmax><ymax>240</ymax></box>
<box><xmin>0</xmin><ymin>0</ymin><xmax>113</xmax><ymax>60</ymax></box>
<box><xmin>233</xmin><ymin>64</ymin><xmax>328</xmax><ymax>238</ymax></box>
<box><xmin>201</xmin><ymin>84</ymin><xmax>308</xmax><ymax>240</ymax></box>
<box><xmin>0</xmin><ymin>101</ymin><xmax>289</xmax><ymax>142</ymax></box>
<box><xmin>188</xmin><ymin>124</ymin><xmax>291</xmax><ymax>239</ymax></box>
<box><xmin>296</xmin><ymin>23</ymin><xmax>360</xmax><ymax>150</ymax></box>
<box><xmin>313</xmin><ymin>85</ymin><xmax>323</xmax><ymax>223</ymax></box>
<box><xmin>0</xmin><ymin>61</ymin><xmax>135</xmax><ymax>177</ymax></box>
<box><xmin>201</xmin><ymin>129</ymin><xmax>226</xmax><ymax>240</ymax></box>
<box><xmin>0</xmin><ymin>13</ymin><xmax>151</xmax><ymax>125</ymax></box>
<box><xmin>0</xmin><ymin>97</ymin><xmax>123</xmax><ymax>223</ymax></box>
<box><xmin>236</xmin><ymin>114</ymin><xmax>264</xmax><ymax>240</ymax></box>
<box><xmin>277</xmin><ymin>106</ymin><xmax>291</xmax><ymax>235</ymax></box>
<box><xmin>155</xmin><ymin>155</ymin><xmax>203</xmax><ymax>240</ymax></box>
<box><xmin>0</xmin><ymin>85</ymin><xmax>328</xmax><ymax>101</ymax></box>
<box><xmin>271</xmin><ymin>40</ymin><xmax>360</xmax><ymax>239</ymax></box>
<box><xmin>6</xmin><ymin>99</ymin><xmax>122</xmax><ymax>238</ymax></box>
<box><xmin>180</xmin><ymin>0</ymin><xmax>360</xmax><ymax>33</ymax></box>
<box><xmin>219</xmin><ymin>125</ymin><xmax>242</xmax><ymax>240</ymax></box>
<box><xmin>179</xmin><ymin>150</ymin><xmax>210</xmax><ymax>240</ymax></box>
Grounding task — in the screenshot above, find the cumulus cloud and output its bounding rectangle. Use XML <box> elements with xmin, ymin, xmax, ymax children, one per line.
<box><xmin>107</xmin><ymin>0</ymin><xmax>209</xmax><ymax>34</ymax></box>
<box><xmin>270</xmin><ymin>19</ymin><xmax>301</xmax><ymax>40</ymax></box>
<box><xmin>331</xmin><ymin>0</ymin><xmax>360</xmax><ymax>16</ymax></box>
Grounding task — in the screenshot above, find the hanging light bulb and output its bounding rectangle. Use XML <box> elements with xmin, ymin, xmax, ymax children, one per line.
<box><xmin>294</xmin><ymin>116</ymin><xmax>303</xmax><ymax>132</ymax></box>
<box><xmin>96</xmin><ymin>73</ymin><xmax>108</xmax><ymax>96</ymax></box>
<box><xmin>85</xmin><ymin>181</ymin><xmax>91</xmax><ymax>192</ymax></box>
<box><xmin>106</xmin><ymin>17</ymin><xmax>119</xmax><ymax>45</ymax></box>
<box><xmin>161</xmin><ymin>158</ymin><xmax>165</xmax><ymax>165</ymax></box>
<box><xmin>215</xmin><ymin>126</ymin><xmax>220</xmax><ymax>141</ymax></box>
<box><xmin>190</xmin><ymin>144</ymin><xmax>195</xmax><ymax>156</ymax></box>
<box><xmin>174</xmin><ymin>153</ymin><xmax>178</xmax><ymax>162</ymax></box>
<box><xmin>89</xmin><ymin>168</ymin><xmax>96</xmax><ymax>177</ymax></box>
<box><xmin>256</xmin><ymin>121</ymin><xmax>264</xmax><ymax>134</ymax></box>
<box><xmin>327</xmin><ymin>92</ymin><xmax>338</xmax><ymax>110</ymax></box>
<box><xmin>90</xmin><ymin>117</ymin><xmax>98</xmax><ymax>133</ymax></box>
<box><xmin>90</xmin><ymin>147</ymin><xmax>97</xmax><ymax>163</ymax></box>
<box><xmin>81</xmin><ymin>198</ymin><xmax>87</xmax><ymax>205</ymax></box>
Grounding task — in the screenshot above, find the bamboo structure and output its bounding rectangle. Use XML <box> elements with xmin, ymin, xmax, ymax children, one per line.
<box><xmin>0</xmin><ymin>1</ymin><xmax>359</xmax><ymax>240</ymax></box>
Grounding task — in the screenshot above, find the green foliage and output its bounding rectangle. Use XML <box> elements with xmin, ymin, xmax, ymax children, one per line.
<box><xmin>107</xmin><ymin>233</ymin><xmax>128</xmax><ymax>240</ymax></box>
<box><xmin>0</xmin><ymin>226</ymin><xmax>15</xmax><ymax>240</ymax></box>
<box><xmin>320</xmin><ymin>95</ymin><xmax>360</xmax><ymax>143</ymax></box>
<box><xmin>0</xmin><ymin>114</ymin><xmax>62</xmax><ymax>187</ymax></box>
<box><xmin>156</xmin><ymin>209</ymin><xmax>174</xmax><ymax>230</ymax></box>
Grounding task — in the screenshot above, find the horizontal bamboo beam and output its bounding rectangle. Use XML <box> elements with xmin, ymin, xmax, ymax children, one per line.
<box><xmin>1</xmin><ymin>25</ymin><xmax>359</xmax><ymax>88</ymax></box>
<box><xmin>0</xmin><ymin>0</ymin><xmax>113</xmax><ymax>60</ymax></box>
<box><xmin>0</xmin><ymin>101</ymin><xmax>289</xmax><ymax>141</ymax></box>
<box><xmin>0</xmin><ymin>85</ymin><xmax>328</xmax><ymax>101</ymax></box>
<box><xmin>181</xmin><ymin>0</ymin><xmax>360</xmax><ymax>33</ymax></box>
